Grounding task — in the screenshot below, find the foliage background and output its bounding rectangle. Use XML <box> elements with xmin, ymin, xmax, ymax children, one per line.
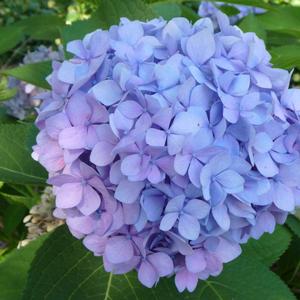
<box><xmin>0</xmin><ymin>0</ymin><xmax>300</xmax><ymax>299</ymax></box>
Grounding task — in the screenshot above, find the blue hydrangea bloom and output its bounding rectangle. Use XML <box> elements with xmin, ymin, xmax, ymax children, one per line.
<box><xmin>33</xmin><ymin>12</ymin><xmax>300</xmax><ymax>292</ymax></box>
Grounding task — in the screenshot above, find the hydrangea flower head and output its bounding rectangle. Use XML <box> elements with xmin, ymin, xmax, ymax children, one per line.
<box><xmin>33</xmin><ymin>12</ymin><xmax>300</xmax><ymax>292</ymax></box>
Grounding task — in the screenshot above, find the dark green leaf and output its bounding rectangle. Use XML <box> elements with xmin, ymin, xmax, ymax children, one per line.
<box><xmin>0</xmin><ymin>25</ymin><xmax>24</xmax><ymax>55</ymax></box>
<box><xmin>0</xmin><ymin>123</ymin><xmax>47</xmax><ymax>184</ymax></box>
<box><xmin>92</xmin><ymin>0</ymin><xmax>157</xmax><ymax>29</ymax></box>
<box><xmin>0</xmin><ymin>87</ymin><xmax>17</xmax><ymax>102</ymax></box>
<box><xmin>270</xmin><ymin>45</ymin><xmax>300</xmax><ymax>69</ymax></box>
<box><xmin>14</xmin><ymin>14</ymin><xmax>64</xmax><ymax>41</ymax></box>
<box><xmin>0</xmin><ymin>234</ymin><xmax>47</xmax><ymax>300</ymax></box>
<box><xmin>239</xmin><ymin>13</ymin><xmax>266</xmax><ymax>40</ymax></box>
<box><xmin>23</xmin><ymin>225</ymin><xmax>295</xmax><ymax>300</ymax></box>
<box><xmin>1</xmin><ymin>61</ymin><xmax>51</xmax><ymax>89</ymax></box>
<box><xmin>210</xmin><ymin>0</ymin><xmax>272</xmax><ymax>9</ymax></box>
<box><xmin>180</xmin><ymin>5</ymin><xmax>200</xmax><ymax>23</ymax></box>
<box><xmin>258</xmin><ymin>7</ymin><xmax>300</xmax><ymax>38</ymax></box>
<box><xmin>0</xmin><ymin>107</ymin><xmax>15</xmax><ymax>124</ymax></box>
<box><xmin>0</xmin><ymin>191</ymin><xmax>37</xmax><ymax>209</ymax></box>
<box><xmin>286</xmin><ymin>215</ymin><xmax>300</xmax><ymax>238</ymax></box>
<box><xmin>242</xmin><ymin>225</ymin><xmax>291</xmax><ymax>266</ymax></box>
<box><xmin>151</xmin><ymin>2</ymin><xmax>182</xmax><ymax>20</ymax></box>
<box><xmin>2</xmin><ymin>202</ymin><xmax>27</xmax><ymax>235</ymax></box>
<box><xmin>219</xmin><ymin>5</ymin><xmax>240</xmax><ymax>16</ymax></box>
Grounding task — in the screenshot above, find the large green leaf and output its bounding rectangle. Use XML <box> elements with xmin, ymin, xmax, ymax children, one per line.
<box><xmin>258</xmin><ymin>7</ymin><xmax>300</xmax><ymax>38</ymax></box>
<box><xmin>1</xmin><ymin>61</ymin><xmax>51</xmax><ymax>89</ymax></box>
<box><xmin>286</xmin><ymin>215</ymin><xmax>300</xmax><ymax>238</ymax></box>
<box><xmin>23</xmin><ymin>225</ymin><xmax>295</xmax><ymax>300</ymax></box>
<box><xmin>14</xmin><ymin>14</ymin><xmax>64</xmax><ymax>41</ymax></box>
<box><xmin>239</xmin><ymin>13</ymin><xmax>266</xmax><ymax>40</ymax></box>
<box><xmin>0</xmin><ymin>25</ymin><xmax>24</xmax><ymax>55</ymax></box>
<box><xmin>270</xmin><ymin>45</ymin><xmax>300</xmax><ymax>70</ymax></box>
<box><xmin>151</xmin><ymin>2</ymin><xmax>182</xmax><ymax>20</ymax></box>
<box><xmin>93</xmin><ymin>0</ymin><xmax>157</xmax><ymax>29</ymax></box>
<box><xmin>242</xmin><ymin>225</ymin><xmax>291</xmax><ymax>266</ymax></box>
<box><xmin>0</xmin><ymin>234</ymin><xmax>47</xmax><ymax>300</ymax></box>
<box><xmin>0</xmin><ymin>123</ymin><xmax>47</xmax><ymax>184</ymax></box>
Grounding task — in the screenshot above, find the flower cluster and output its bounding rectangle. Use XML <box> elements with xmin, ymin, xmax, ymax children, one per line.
<box><xmin>199</xmin><ymin>1</ymin><xmax>265</xmax><ymax>25</ymax></box>
<box><xmin>33</xmin><ymin>12</ymin><xmax>300</xmax><ymax>292</ymax></box>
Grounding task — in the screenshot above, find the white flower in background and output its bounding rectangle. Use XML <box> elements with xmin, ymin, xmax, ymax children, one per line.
<box><xmin>19</xmin><ymin>187</ymin><xmax>64</xmax><ymax>247</ymax></box>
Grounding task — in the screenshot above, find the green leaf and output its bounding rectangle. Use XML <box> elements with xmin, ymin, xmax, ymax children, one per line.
<box><xmin>60</xmin><ymin>18</ymin><xmax>105</xmax><ymax>51</ymax></box>
<box><xmin>286</xmin><ymin>215</ymin><xmax>300</xmax><ymax>238</ymax></box>
<box><xmin>0</xmin><ymin>123</ymin><xmax>47</xmax><ymax>184</ymax></box>
<box><xmin>0</xmin><ymin>234</ymin><xmax>47</xmax><ymax>300</ymax></box>
<box><xmin>180</xmin><ymin>4</ymin><xmax>200</xmax><ymax>23</ymax></box>
<box><xmin>23</xmin><ymin>225</ymin><xmax>295</xmax><ymax>300</ymax></box>
<box><xmin>270</xmin><ymin>45</ymin><xmax>300</xmax><ymax>70</ymax></box>
<box><xmin>1</xmin><ymin>202</ymin><xmax>27</xmax><ymax>235</ymax></box>
<box><xmin>242</xmin><ymin>225</ymin><xmax>292</xmax><ymax>266</ymax></box>
<box><xmin>258</xmin><ymin>7</ymin><xmax>300</xmax><ymax>38</ymax></box>
<box><xmin>0</xmin><ymin>191</ymin><xmax>37</xmax><ymax>209</ymax></box>
<box><xmin>0</xmin><ymin>87</ymin><xmax>17</xmax><ymax>102</ymax></box>
<box><xmin>0</xmin><ymin>25</ymin><xmax>24</xmax><ymax>55</ymax></box>
<box><xmin>92</xmin><ymin>0</ymin><xmax>157</xmax><ymax>29</ymax></box>
<box><xmin>151</xmin><ymin>2</ymin><xmax>182</xmax><ymax>20</ymax></box>
<box><xmin>14</xmin><ymin>14</ymin><xmax>64</xmax><ymax>41</ymax></box>
<box><xmin>239</xmin><ymin>14</ymin><xmax>266</xmax><ymax>40</ymax></box>
<box><xmin>219</xmin><ymin>5</ymin><xmax>240</xmax><ymax>16</ymax></box>
<box><xmin>210</xmin><ymin>0</ymin><xmax>272</xmax><ymax>9</ymax></box>
<box><xmin>196</xmin><ymin>255</ymin><xmax>296</xmax><ymax>300</ymax></box>
<box><xmin>1</xmin><ymin>61</ymin><xmax>51</xmax><ymax>89</ymax></box>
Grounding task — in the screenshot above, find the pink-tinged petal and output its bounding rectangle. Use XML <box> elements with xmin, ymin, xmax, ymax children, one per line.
<box><xmin>185</xmin><ymin>249</ymin><xmax>206</xmax><ymax>273</ymax></box>
<box><xmin>109</xmin><ymin>161</ymin><xmax>123</xmax><ymax>185</ymax></box>
<box><xmin>148</xmin><ymin>252</ymin><xmax>174</xmax><ymax>277</ymax></box>
<box><xmin>160</xmin><ymin>212</ymin><xmax>178</xmax><ymax>231</ymax></box>
<box><xmin>254</xmin><ymin>152</ymin><xmax>279</xmax><ymax>177</ymax></box>
<box><xmin>274</xmin><ymin>183</ymin><xmax>295</xmax><ymax>212</ymax></box>
<box><xmin>165</xmin><ymin>195</ymin><xmax>185</xmax><ymax>213</ymax></box>
<box><xmin>212</xmin><ymin>204</ymin><xmax>230</xmax><ymax>231</ymax></box>
<box><xmin>174</xmin><ymin>154</ymin><xmax>191</xmax><ymax>176</ymax></box>
<box><xmin>105</xmin><ymin>236</ymin><xmax>134</xmax><ymax>264</ymax></box>
<box><xmin>56</xmin><ymin>182</ymin><xmax>83</xmax><ymax>208</ymax></box>
<box><xmin>254</xmin><ymin>132</ymin><xmax>273</xmax><ymax>153</ymax></box>
<box><xmin>83</xmin><ymin>234</ymin><xmax>107</xmax><ymax>254</ymax></box>
<box><xmin>114</xmin><ymin>179</ymin><xmax>145</xmax><ymax>204</ymax></box>
<box><xmin>91</xmin><ymin>80</ymin><xmax>123</xmax><ymax>105</ymax></box>
<box><xmin>78</xmin><ymin>185</ymin><xmax>101</xmax><ymax>215</ymax></box>
<box><xmin>188</xmin><ymin>158</ymin><xmax>202</xmax><ymax>187</ymax></box>
<box><xmin>167</xmin><ymin>134</ymin><xmax>185</xmax><ymax>155</ymax></box>
<box><xmin>90</xmin><ymin>141</ymin><xmax>115</xmax><ymax>166</ymax></box>
<box><xmin>152</xmin><ymin>107</ymin><xmax>173</xmax><ymax>130</ymax></box>
<box><xmin>66</xmin><ymin>92</ymin><xmax>92</xmax><ymax>126</ymax></box>
<box><xmin>184</xmin><ymin>199</ymin><xmax>210</xmax><ymax>219</ymax></box>
<box><xmin>123</xmin><ymin>202</ymin><xmax>140</xmax><ymax>225</ymax></box>
<box><xmin>59</xmin><ymin>126</ymin><xmax>87</xmax><ymax>149</ymax></box>
<box><xmin>67</xmin><ymin>216</ymin><xmax>95</xmax><ymax>234</ymax></box>
<box><xmin>138</xmin><ymin>261</ymin><xmax>158</xmax><ymax>288</ymax></box>
<box><xmin>67</xmin><ymin>40</ymin><xmax>86</xmax><ymax>58</ymax></box>
<box><xmin>186</xmin><ymin>29</ymin><xmax>215</xmax><ymax>65</ymax></box>
<box><xmin>121</xmin><ymin>154</ymin><xmax>142</xmax><ymax>176</ymax></box>
<box><xmin>45</xmin><ymin>113</ymin><xmax>70</xmax><ymax>139</ymax></box>
<box><xmin>175</xmin><ymin>268</ymin><xmax>198</xmax><ymax>293</ymax></box>
<box><xmin>178</xmin><ymin>214</ymin><xmax>200</xmax><ymax>240</ymax></box>
<box><xmin>148</xmin><ymin>165</ymin><xmax>164</xmax><ymax>184</ymax></box>
<box><xmin>118</xmin><ymin>101</ymin><xmax>143</xmax><ymax>119</ymax></box>
<box><xmin>145</xmin><ymin>128</ymin><xmax>167</xmax><ymax>147</ymax></box>
<box><xmin>214</xmin><ymin>238</ymin><xmax>241</xmax><ymax>263</ymax></box>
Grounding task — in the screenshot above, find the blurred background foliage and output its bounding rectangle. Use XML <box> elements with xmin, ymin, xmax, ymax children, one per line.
<box><xmin>0</xmin><ymin>0</ymin><xmax>300</xmax><ymax>299</ymax></box>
